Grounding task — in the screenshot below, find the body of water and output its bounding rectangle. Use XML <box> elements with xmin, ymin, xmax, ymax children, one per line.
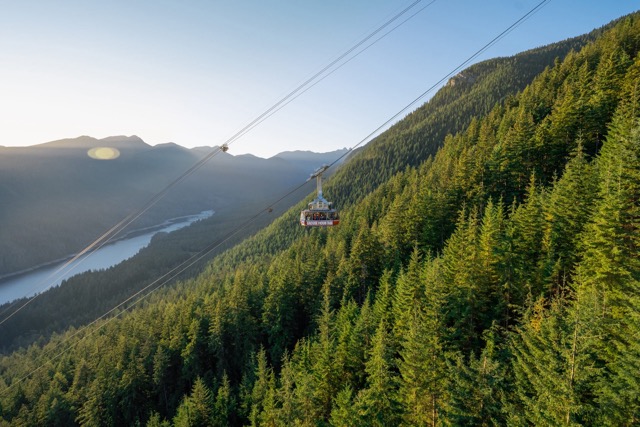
<box><xmin>0</xmin><ymin>210</ymin><xmax>213</xmax><ymax>305</ymax></box>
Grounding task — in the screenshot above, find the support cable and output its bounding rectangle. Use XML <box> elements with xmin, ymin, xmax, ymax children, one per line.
<box><xmin>0</xmin><ymin>0</ymin><xmax>429</xmax><ymax>326</ymax></box>
<box><xmin>1</xmin><ymin>0</ymin><xmax>550</xmax><ymax>394</ymax></box>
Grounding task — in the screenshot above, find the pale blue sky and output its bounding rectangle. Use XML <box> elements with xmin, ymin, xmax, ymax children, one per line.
<box><xmin>0</xmin><ymin>1</ymin><xmax>637</xmax><ymax>158</ymax></box>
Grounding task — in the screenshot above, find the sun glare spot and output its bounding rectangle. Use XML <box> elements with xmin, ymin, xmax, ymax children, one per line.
<box><xmin>88</xmin><ymin>147</ymin><xmax>120</xmax><ymax>160</ymax></box>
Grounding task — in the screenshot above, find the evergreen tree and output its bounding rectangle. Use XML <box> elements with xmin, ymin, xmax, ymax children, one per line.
<box><xmin>344</xmin><ymin>221</ymin><xmax>385</xmax><ymax>303</ymax></box>
<box><xmin>329</xmin><ymin>385</ymin><xmax>361</xmax><ymax>427</ymax></box>
<box><xmin>275</xmin><ymin>354</ymin><xmax>300</xmax><ymax>426</ymax></box>
<box><xmin>506</xmin><ymin>176</ymin><xmax>545</xmax><ymax>300</ymax></box>
<box><xmin>540</xmin><ymin>140</ymin><xmax>596</xmax><ymax>292</ymax></box>
<box><xmin>212</xmin><ymin>373</ymin><xmax>236</xmax><ymax>427</ymax></box>
<box><xmin>392</xmin><ymin>247</ymin><xmax>424</xmax><ymax>342</ymax></box>
<box><xmin>311</xmin><ymin>282</ymin><xmax>338</xmax><ymax>421</ymax></box>
<box><xmin>397</xmin><ymin>306</ymin><xmax>446</xmax><ymax>426</ymax></box>
<box><xmin>440</xmin><ymin>208</ymin><xmax>485</xmax><ymax>351</ymax></box>
<box><xmin>355</xmin><ymin>320</ymin><xmax>399</xmax><ymax>427</ymax></box>
<box><xmin>443</xmin><ymin>325</ymin><xmax>508</xmax><ymax>426</ymax></box>
<box><xmin>397</xmin><ymin>258</ymin><xmax>449</xmax><ymax>426</ymax></box>
<box><xmin>508</xmin><ymin>293</ymin><xmax>604</xmax><ymax>426</ymax></box>
<box><xmin>173</xmin><ymin>377</ymin><xmax>214</xmax><ymax>427</ymax></box>
<box><xmin>348</xmin><ymin>297</ymin><xmax>378</xmax><ymax>391</ymax></box>
<box><xmin>578</xmin><ymin>113</ymin><xmax>640</xmax><ymax>425</ymax></box>
<box><xmin>248</xmin><ymin>349</ymin><xmax>276</xmax><ymax>427</ymax></box>
<box><xmin>146</xmin><ymin>411</ymin><xmax>171</xmax><ymax>427</ymax></box>
<box><xmin>76</xmin><ymin>374</ymin><xmax>117</xmax><ymax>427</ymax></box>
<box><xmin>476</xmin><ymin>199</ymin><xmax>509</xmax><ymax>329</ymax></box>
<box><xmin>331</xmin><ymin>299</ymin><xmax>364</xmax><ymax>392</ymax></box>
<box><xmin>33</xmin><ymin>371</ymin><xmax>74</xmax><ymax>427</ymax></box>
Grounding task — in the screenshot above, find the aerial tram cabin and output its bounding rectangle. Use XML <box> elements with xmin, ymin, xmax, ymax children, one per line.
<box><xmin>300</xmin><ymin>164</ymin><xmax>339</xmax><ymax>227</ymax></box>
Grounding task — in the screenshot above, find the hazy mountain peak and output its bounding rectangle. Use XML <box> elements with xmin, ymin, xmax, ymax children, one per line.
<box><xmin>271</xmin><ymin>147</ymin><xmax>349</xmax><ymax>159</ymax></box>
<box><xmin>153</xmin><ymin>142</ymin><xmax>182</xmax><ymax>149</ymax></box>
<box><xmin>36</xmin><ymin>135</ymin><xmax>151</xmax><ymax>150</ymax></box>
<box><xmin>38</xmin><ymin>135</ymin><xmax>99</xmax><ymax>148</ymax></box>
<box><xmin>100</xmin><ymin>135</ymin><xmax>146</xmax><ymax>144</ymax></box>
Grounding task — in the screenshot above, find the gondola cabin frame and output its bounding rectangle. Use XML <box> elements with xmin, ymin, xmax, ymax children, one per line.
<box><xmin>300</xmin><ymin>164</ymin><xmax>339</xmax><ymax>227</ymax></box>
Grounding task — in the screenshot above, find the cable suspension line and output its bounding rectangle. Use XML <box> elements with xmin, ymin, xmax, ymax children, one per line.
<box><xmin>0</xmin><ymin>0</ymin><xmax>430</xmax><ymax>327</ymax></box>
<box><xmin>1</xmin><ymin>0</ymin><xmax>550</xmax><ymax>394</ymax></box>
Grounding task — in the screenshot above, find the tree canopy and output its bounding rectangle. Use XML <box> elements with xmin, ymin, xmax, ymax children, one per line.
<box><xmin>2</xmin><ymin>12</ymin><xmax>640</xmax><ymax>427</ymax></box>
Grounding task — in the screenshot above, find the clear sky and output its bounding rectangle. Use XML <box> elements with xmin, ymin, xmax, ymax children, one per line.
<box><xmin>0</xmin><ymin>1</ymin><xmax>637</xmax><ymax>158</ymax></box>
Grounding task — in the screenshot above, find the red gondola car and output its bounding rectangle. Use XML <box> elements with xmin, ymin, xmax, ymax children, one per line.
<box><xmin>300</xmin><ymin>165</ymin><xmax>339</xmax><ymax>227</ymax></box>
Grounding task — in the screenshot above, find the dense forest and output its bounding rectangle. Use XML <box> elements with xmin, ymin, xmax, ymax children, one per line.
<box><xmin>1</xmin><ymin>12</ymin><xmax>640</xmax><ymax>426</ymax></box>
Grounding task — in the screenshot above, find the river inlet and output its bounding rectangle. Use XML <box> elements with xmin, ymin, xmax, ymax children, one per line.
<box><xmin>0</xmin><ymin>210</ymin><xmax>213</xmax><ymax>305</ymax></box>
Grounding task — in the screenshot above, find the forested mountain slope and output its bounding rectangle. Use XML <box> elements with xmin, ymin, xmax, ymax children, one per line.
<box><xmin>205</xmin><ymin>29</ymin><xmax>599</xmax><ymax>270</ymax></box>
<box><xmin>327</xmin><ymin>29</ymin><xmax>596</xmax><ymax>206</ymax></box>
<box><xmin>0</xmin><ymin>142</ymin><xmax>345</xmax><ymax>351</ymax></box>
<box><xmin>2</xmin><ymin>12</ymin><xmax>640</xmax><ymax>426</ymax></box>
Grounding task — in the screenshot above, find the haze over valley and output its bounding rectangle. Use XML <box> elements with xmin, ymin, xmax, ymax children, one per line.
<box><xmin>1</xmin><ymin>2</ymin><xmax>640</xmax><ymax>426</ymax></box>
<box><xmin>0</xmin><ymin>135</ymin><xmax>346</xmax><ymax>276</ymax></box>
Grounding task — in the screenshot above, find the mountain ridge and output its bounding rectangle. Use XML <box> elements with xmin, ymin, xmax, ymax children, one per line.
<box><xmin>2</xmin><ymin>11</ymin><xmax>640</xmax><ymax>425</ymax></box>
<box><xmin>8</xmin><ymin>134</ymin><xmax>348</xmax><ymax>161</ymax></box>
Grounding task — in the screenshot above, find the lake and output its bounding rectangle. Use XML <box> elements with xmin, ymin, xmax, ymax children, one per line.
<box><xmin>0</xmin><ymin>210</ymin><xmax>214</xmax><ymax>305</ymax></box>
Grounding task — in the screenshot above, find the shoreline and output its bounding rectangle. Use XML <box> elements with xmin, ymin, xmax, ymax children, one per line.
<box><xmin>0</xmin><ymin>210</ymin><xmax>214</xmax><ymax>283</ymax></box>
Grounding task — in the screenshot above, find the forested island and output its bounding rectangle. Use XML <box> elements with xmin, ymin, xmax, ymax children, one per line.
<box><xmin>1</xmin><ymin>11</ymin><xmax>639</xmax><ymax>427</ymax></box>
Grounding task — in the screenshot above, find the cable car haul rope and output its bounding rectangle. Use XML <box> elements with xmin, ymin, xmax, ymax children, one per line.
<box><xmin>0</xmin><ymin>0</ymin><xmax>551</xmax><ymax>395</ymax></box>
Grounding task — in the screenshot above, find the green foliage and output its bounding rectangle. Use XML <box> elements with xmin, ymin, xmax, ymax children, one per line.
<box><xmin>396</xmin><ymin>262</ymin><xmax>448</xmax><ymax>426</ymax></box>
<box><xmin>354</xmin><ymin>320</ymin><xmax>399</xmax><ymax>427</ymax></box>
<box><xmin>443</xmin><ymin>326</ymin><xmax>509</xmax><ymax>426</ymax></box>
<box><xmin>540</xmin><ymin>141</ymin><xmax>597</xmax><ymax>290</ymax></box>
<box><xmin>173</xmin><ymin>378</ymin><xmax>215</xmax><ymax>427</ymax></box>
<box><xmin>577</xmin><ymin>111</ymin><xmax>640</xmax><ymax>425</ymax></box>
<box><xmin>2</xmin><ymin>12</ymin><xmax>640</xmax><ymax>427</ymax></box>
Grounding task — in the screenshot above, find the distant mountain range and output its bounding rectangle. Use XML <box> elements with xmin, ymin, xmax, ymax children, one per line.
<box><xmin>3</xmin><ymin>12</ymin><xmax>640</xmax><ymax>425</ymax></box>
<box><xmin>0</xmin><ymin>135</ymin><xmax>347</xmax><ymax>275</ymax></box>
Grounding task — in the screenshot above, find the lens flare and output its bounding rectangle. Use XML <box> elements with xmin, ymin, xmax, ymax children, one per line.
<box><xmin>87</xmin><ymin>147</ymin><xmax>120</xmax><ymax>160</ymax></box>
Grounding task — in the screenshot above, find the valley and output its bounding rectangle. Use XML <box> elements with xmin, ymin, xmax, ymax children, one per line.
<box><xmin>1</xmin><ymin>8</ymin><xmax>640</xmax><ymax>427</ymax></box>
<box><xmin>0</xmin><ymin>136</ymin><xmax>347</xmax><ymax>276</ymax></box>
<box><xmin>0</xmin><ymin>210</ymin><xmax>213</xmax><ymax>304</ymax></box>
